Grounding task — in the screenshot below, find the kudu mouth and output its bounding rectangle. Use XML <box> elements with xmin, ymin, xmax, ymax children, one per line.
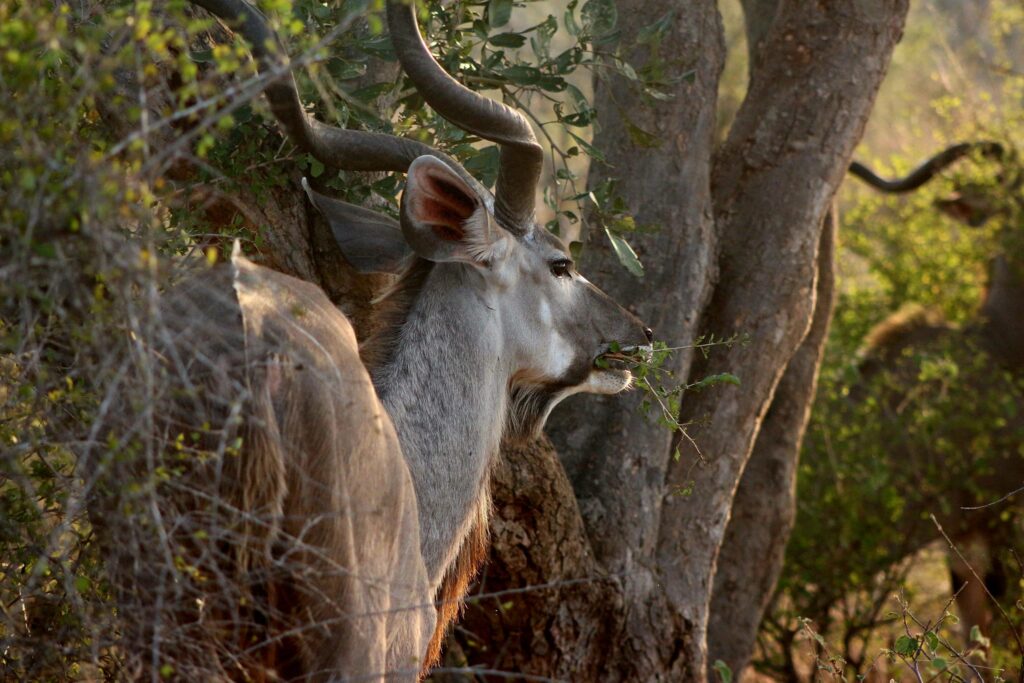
<box><xmin>594</xmin><ymin>343</ymin><xmax>654</xmax><ymax>375</ymax></box>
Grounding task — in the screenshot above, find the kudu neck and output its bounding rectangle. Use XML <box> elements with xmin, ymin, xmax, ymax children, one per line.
<box><xmin>981</xmin><ymin>254</ymin><xmax>1024</xmax><ymax>367</ymax></box>
<box><xmin>373</xmin><ymin>264</ymin><xmax>509</xmax><ymax>587</ymax></box>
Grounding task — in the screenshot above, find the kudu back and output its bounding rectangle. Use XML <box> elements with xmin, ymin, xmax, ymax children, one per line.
<box><xmin>847</xmin><ymin>142</ymin><xmax>1024</xmax><ymax>644</ymax></box>
<box><xmin>111</xmin><ymin>1</ymin><xmax>651</xmax><ymax>680</ymax></box>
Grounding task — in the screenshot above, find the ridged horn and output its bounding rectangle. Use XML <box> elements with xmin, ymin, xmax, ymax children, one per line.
<box><xmin>386</xmin><ymin>0</ymin><xmax>543</xmax><ymax>233</ymax></box>
<box><xmin>849</xmin><ymin>142</ymin><xmax>1004</xmax><ymax>193</ymax></box>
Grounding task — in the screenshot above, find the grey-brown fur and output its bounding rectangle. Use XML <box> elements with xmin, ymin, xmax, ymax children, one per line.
<box><xmin>113</xmin><ymin>257</ymin><xmax>437</xmax><ymax>681</ymax></box>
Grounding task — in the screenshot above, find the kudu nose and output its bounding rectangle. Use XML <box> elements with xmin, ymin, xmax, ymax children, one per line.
<box><xmin>644</xmin><ymin>327</ymin><xmax>654</xmax><ymax>343</ymax></box>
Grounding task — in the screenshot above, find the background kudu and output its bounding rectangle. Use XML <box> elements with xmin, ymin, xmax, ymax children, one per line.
<box><xmin>105</xmin><ymin>0</ymin><xmax>651</xmax><ymax>680</ymax></box>
<box><xmin>846</xmin><ymin>142</ymin><xmax>1024</xmax><ymax>646</ymax></box>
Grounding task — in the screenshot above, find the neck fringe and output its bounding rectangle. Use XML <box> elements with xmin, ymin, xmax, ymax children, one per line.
<box><xmin>360</xmin><ymin>258</ymin><xmax>435</xmax><ymax>375</ymax></box>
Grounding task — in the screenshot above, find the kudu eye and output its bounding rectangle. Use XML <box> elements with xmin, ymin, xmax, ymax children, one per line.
<box><xmin>550</xmin><ymin>259</ymin><xmax>572</xmax><ymax>278</ymax></box>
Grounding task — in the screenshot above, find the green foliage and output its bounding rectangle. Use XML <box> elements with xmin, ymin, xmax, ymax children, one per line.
<box><xmin>629</xmin><ymin>332</ymin><xmax>749</xmax><ymax>493</ymax></box>
<box><xmin>759</xmin><ymin>1</ymin><xmax>1024</xmax><ymax>676</ymax></box>
<box><xmin>0</xmin><ymin>0</ymin><xmax>180</xmax><ymax>673</ymax></box>
<box><xmin>765</xmin><ymin>179</ymin><xmax>1024</xmax><ymax>677</ymax></box>
<box><xmin>713</xmin><ymin>658</ymin><xmax>734</xmax><ymax>683</ymax></box>
<box><xmin>790</xmin><ymin>595</ymin><xmax>1005</xmax><ymax>683</ymax></box>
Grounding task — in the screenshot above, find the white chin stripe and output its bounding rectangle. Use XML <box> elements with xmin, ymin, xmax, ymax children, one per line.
<box><xmin>584</xmin><ymin>369</ymin><xmax>632</xmax><ymax>395</ymax></box>
<box><xmin>534</xmin><ymin>369</ymin><xmax>631</xmax><ymax>432</ymax></box>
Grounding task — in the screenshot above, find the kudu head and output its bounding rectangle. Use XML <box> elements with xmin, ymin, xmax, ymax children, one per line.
<box><xmin>850</xmin><ymin>141</ymin><xmax>1024</xmax><ymax>366</ymax></box>
<box><xmin>193</xmin><ymin>0</ymin><xmax>651</xmax><ymax>431</ymax></box>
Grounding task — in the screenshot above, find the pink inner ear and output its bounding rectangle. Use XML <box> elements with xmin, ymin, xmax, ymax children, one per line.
<box><xmin>411</xmin><ymin>169</ymin><xmax>478</xmax><ymax>242</ymax></box>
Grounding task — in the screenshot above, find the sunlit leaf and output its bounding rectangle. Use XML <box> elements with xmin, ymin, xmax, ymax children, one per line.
<box><xmin>605</xmin><ymin>226</ymin><xmax>644</xmax><ymax>278</ymax></box>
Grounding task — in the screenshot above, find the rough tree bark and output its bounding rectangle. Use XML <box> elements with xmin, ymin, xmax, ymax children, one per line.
<box><xmin>443</xmin><ymin>5</ymin><xmax>724</xmax><ymax>679</ymax></box>
<box><xmin>654</xmin><ymin>3</ymin><xmax>907</xmax><ymax>675</ymax></box>
<box><xmin>707</xmin><ymin>209</ymin><xmax>835</xmax><ymax>679</ymax></box>
<box><xmin>706</xmin><ymin>1</ymin><xmax>833</xmax><ymax>677</ymax></box>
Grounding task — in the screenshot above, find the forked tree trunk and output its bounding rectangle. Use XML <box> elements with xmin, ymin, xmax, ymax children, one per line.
<box><xmin>655</xmin><ymin>3</ymin><xmax>905</xmax><ymax>676</ymax></box>
<box><xmin>707</xmin><ymin>209</ymin><xmax>836</xmax><ymax>679</ymax></box>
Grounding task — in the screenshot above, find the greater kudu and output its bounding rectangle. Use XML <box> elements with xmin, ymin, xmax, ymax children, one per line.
<box><xmin>124</xmin><ymin>1</ymin><xmax>652</xmax><ymax>680</ymax></box>
<box><xmin>848</xmin><ymin>142</ymin><xmax>1023</xmax><ymax>646</ymax></box>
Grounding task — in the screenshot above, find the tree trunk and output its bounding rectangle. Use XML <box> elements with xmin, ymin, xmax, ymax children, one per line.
<box><xmin>707</xmin><ymin>208</ymin><xmax>836</xmax><ymax>680</ymax></box>
<box><xmin>653</xmin><ymin>4</ymin><xmax>906</xmax><ymax>677</ymax></box>
<box><xmin>739</xmin><ymin>0</ymin><xmax>779</xmax><ymax>74</ymax></box>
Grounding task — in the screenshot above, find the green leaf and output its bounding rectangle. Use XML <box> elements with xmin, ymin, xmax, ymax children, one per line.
<box><xmin>500</xmin><ymin>64</ymin><xmax>541</xmax><ymax>86</ymax></box>
<box><xmin>931</xmin><ymin>657</ymin><xmax>947</xmax><ymax>671</ymax></box>
<box><xmin>605</xmin><ymin>226</ymin><xmax>644</xmax><ymax>278</ymax></box>
<box><xmin>20</xmin><ymin>169</ymin><xmax>36</xmax><ymax>190</ymax></box>
<box><xmin>553</xmin><ymin>46</ymin><xmax>582</xmax><ymax>73</ymax></box>
<box><xmin>894</xmin><ymin>635</ymin><xmax>919</xmax><ymax>656</ymax></box>
<box><xmin>924</xmin><ymin>631</ymin><xmax>940</xmax><ymax>652</ymax></box>
<box><xmin>31</xmin><ymin>242</ymin><xmax>57</xmax><ymax>259</ymax></box>
<box><xmin>488</xmin><ymin>0</ymin><xmax>513</xmax><ymax>28</ymax></box>
<box><xmin>568</xmin><ymin>131</ymin><xmax>605</xmax><ymax>162</ymax></box>
<box><xmin>569</xmin><ymin>240</ymin><xmax>583</xmax><ymax>262</ymax></box>
<box><xmin>616</xmin><ymin>58</ymin><xmax>638</xmax><ymax>81</ymax></box>
<box><xmin>461</xmin><ymin>145</ymin><xmax>500</xmax><ymax>188</ymax></box>
<box><xmin>609</xmin><ymin>214</ymin><xmax>636</xmax><ymax>233</ymax></box>
<box><xmin>359</xmin><ymin>35</ymin><xmax>394</xmax><ymax>60</ymax></box>
<box><xmin>531</xmin><ymin>15</ymin><xmax>557</xmax><ymax>58</ymax></box>
<box><xmin>712</xmin><ymin>660</ymin><xmax>733</xmax><ymax>683</ymax></box>
<box><xmin>564</xmin><ymin>5</ymin><xmax>581</xmax><ymax>37</ymax></box>
<box><xmin>626</xmin><ymin>121</ymin><xmax>661</xmax><ymax>148</ymax></box>
<box><xmin>536</xmin><ymin>75</ymin><xmax>568</xmax><ymax>92</ymax></box>
<box><xmin>691</xmin><ymin>373</ymin><xmax>741</xmax><ymax>391</ymax></box>
<box><xmin>472</xmin><ymin>19</ymin><xmax>489</xmax><ymax>40</ymax></box>
<box><xmin>309</xmin><ymin>157</ymin><xmax>325</xmax><ymax>178</ymax></box>
<box><xmin>644</xmin><ymin>87</ymin><xmax>675</xmax><ymax>102</ymax></box>
<box><xmin>489</xmin><ymin>32</ymin><xmax>526</xmax><ymax>48</ymax></box>
<box><xmin>352</xmin><ymin>81</ymin><xmax>393</xmax><ymax>104</ymax></box>
<box><xmin>636</xmin><ymin>10</ymin><xmax>676</xmax><ymax>45</ymax></box>
<box><xmin>327</xmin><ymin>58</ymin><xmax>367</xmax><ymax>80</ymax></box>
<box><xmin>566</xmin><ymin>83</ymin><xmax>589</xmax><ymax>108</ymax></box>
<box><xmin>303</xmin><ymin>0</ymin><xmax>330</xmax><ymax>19</ymax></box>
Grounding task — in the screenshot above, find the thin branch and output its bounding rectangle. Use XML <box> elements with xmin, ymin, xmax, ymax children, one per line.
<box><xmin>931</xmin><ymin>514</ymin><xmax>1024</xmax><ymax>683</ymax></box>
<box><xmin>961</xmin><ymin>483</ymin><xmax>1024</xmax><ymax>510</ymax></box>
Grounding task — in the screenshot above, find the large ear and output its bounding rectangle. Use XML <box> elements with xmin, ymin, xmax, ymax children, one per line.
<box><xmin>399</xmin><ymin>155</ymin><xmax>505</xmax><ymax>264</ymax></box>
<box><xmin>302</xmin><ymin>178</ymin><xmax>412</xmax><ymax>274</ymax></box>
